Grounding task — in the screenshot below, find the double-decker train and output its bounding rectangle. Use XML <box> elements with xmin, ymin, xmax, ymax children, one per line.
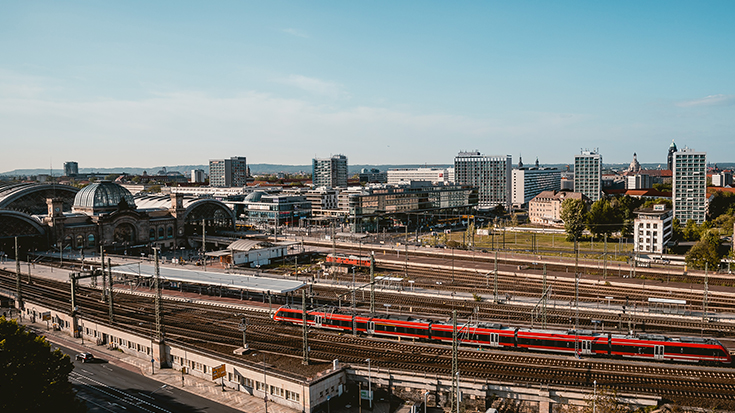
<box><xmin>273</xmin><ymin>306</ymin><xmax>732</xmax><ymax>365</ymax></box>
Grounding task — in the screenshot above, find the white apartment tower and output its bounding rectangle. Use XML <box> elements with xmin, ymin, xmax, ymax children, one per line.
<box><xmin>209</xmin><ymin>156</ymin><xmax>247</xmax><ymax>187</ymax></box>
<box><xmin>454</xmin><ymin>151</ymin><xmax>512</xmax><ymax>210</ymax></box>
<box><xmin>672</xmin><ymin>148</ymin><xmax>706</xmax><ymax>224</ymax></box>
<box><xmin>387</xmin><ymin>168</ymin><xmax>448</xmax><ymax>185</ymax></box>
<box><xmin>574</xmin><ymin>150</ymin><xmax>602</xmax><ymax>202</ymax></box>
<box><xmin>312</xmin><ymin>154</ymin><xmax>348</xmax><ymax>188</ymax></box>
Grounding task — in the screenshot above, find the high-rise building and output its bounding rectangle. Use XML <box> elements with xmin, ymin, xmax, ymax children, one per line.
<box><xmin>574</xmin><ymin>150</ymin><xmax>602</xmax><ymax>202</ymax></box>
<box><xmin>209</xmin><ymin>156</ymin><xmax>247</xmax><ymax>187</ymax></box>
<box><xmin>64</xmin><ymin>161</ymin><xmax>78</xmax><ymax>177</ymax></box>
<box><xmin>667</xmin><ymin>140</ymin><xmax>677</xmax><ymax>171</ymax></box>
<box><xmin>454</xmin><ymin>151</ymin><xmax>512</xmax><ymax>210</ymax></box>
<box><xmin>672</xmin><ymin>148</ymin><xmax>706</xmax><ymax>224</ymax></box>
<box><xmin>511</xmin><ymin>167</ymin><xmax>561</xmax><ymax>208</ymax></box>
<box><xmin>312</xmin><ymin>155</ymin><xmax>348</xmax><ymax>188</ymax></box>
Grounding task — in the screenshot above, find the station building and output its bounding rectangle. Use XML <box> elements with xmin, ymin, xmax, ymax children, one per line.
<box><xmin>0</xmin><ymin>181</ymin><xmax>234</xmax><ymax>257</ymax></box>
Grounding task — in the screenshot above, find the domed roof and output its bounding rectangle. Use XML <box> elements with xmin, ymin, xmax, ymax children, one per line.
<box><xmin>244</xmin><ymin>191</ymin><xmax>266</xmax><ymax>203</ymax></box>
<box><xmin>669</xmin><ymin>140</ymin><xmax>677</xmax><ymax>149</ymax></box>
<box><xmin>73</xmin><ymin>181</ymin><xmax>135</xmax><ymax>211</ymax></box>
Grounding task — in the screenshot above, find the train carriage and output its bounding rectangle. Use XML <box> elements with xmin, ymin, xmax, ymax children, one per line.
<box><xmin>273</xmin><ymin>306</ymin><xmax>731</xmax><ymax>365</ymax></box>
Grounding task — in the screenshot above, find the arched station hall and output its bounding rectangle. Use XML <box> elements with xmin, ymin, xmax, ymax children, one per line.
<box><xmin>0</xmin><ymin>181</ymin><xmax>234</xmax><ymax>259</ymax></box>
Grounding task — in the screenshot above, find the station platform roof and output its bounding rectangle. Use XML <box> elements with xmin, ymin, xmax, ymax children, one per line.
<box><xmin>112</xmin><ymin>263</ymin><xmax>305</xmax><ymax>294</ymax></box>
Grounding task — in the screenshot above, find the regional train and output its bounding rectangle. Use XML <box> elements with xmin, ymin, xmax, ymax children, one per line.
<box><xmin>325</xmin><ymin>253</ymin><xmax>372</xmax><ymax>268</ymax></box>
<box><xmin>273</xmin><ymin>306</ymin><xmax>732</xmax><ymax>365</ymax></box>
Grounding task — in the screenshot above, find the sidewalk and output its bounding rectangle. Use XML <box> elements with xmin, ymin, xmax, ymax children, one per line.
<box><xmin>19</xmin><ymin>316</ymin><xmax>299</xmax><ymax>413</ymax></box>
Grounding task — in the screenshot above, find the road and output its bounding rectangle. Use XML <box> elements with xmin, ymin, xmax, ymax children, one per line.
<box><xmin>51</xmin><ymin>342</ymin><xmax>244</xmax><ymax>413</ymax></box>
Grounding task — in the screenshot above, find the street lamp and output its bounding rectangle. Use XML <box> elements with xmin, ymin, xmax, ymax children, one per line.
<box><xmin>423</xmin><ymin>391</ymin><xmax>429</xmax><ymax>413</ymax></box>
<box><xmin>593</xmin><ymin>380</ymin><xmax>597</xmax><ymax>413</ymax></box>
<box><xmin>366</xmin><ymin>358</ymin><xmax>372</xmax><ymax>410</ymax></box>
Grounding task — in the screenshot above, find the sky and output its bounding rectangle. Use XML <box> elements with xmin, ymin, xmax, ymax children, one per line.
<box><xmin>1</xmin><ymin>1</ymin><xmax>734</xmax><ymax>172</ymax></box>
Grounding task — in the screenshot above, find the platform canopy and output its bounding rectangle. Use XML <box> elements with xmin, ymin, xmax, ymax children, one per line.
<box><xmin>113</xmin><ymin>263</ymin><xmax>305</xmax><ymax>294</ymax></box>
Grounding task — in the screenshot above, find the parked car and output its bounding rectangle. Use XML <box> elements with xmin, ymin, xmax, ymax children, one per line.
<box><xmin>75</xmin><ymin>353</ymin><xmax>95</xmax><ymax>363</ymax></box>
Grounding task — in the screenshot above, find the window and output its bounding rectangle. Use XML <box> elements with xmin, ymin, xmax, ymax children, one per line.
<box><xmin>87</xmin><ymin>234</ymin><xmax>95</xmax><ymax>247</ymax></box>
<box><xmin>149</xmin><ymin>228</ymin><xmax>155</xmax><ymax>241</ymax></box>
<box><xmin>158</xmin><ymin>227</ymin><xmax>165</xmax><ymax>240</ymax></box>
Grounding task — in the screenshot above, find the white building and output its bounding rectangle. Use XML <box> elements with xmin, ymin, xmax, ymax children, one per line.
<box><xmin>633</xmin><ymin>204</ymin><xmax>673</xmax><ymax>254</ymax></box>
<box><xmin>191</xmin><ymin>169</ymin><xmax>206</xmax><ymax>183</ymax></box>
<box><xmin>387</xmin><ymin>168</ymin><xmax>449</xmax><ymax>185</ymax></box>
<box><xmin>454</xmin><ymin>151</ymin><xmax>512</xmax><ymax>210</ymax></box>
<box><xmin>711</xmin><ymin>171</ymin><xmax>732</xmax><ymax>187</ymax></box>
<box><xmin>672</xmin><ymin>148</ymin><xmax>706</xmax><ymax>224</ymax></box>
<box><xmin>625</xmin><ymin>174</ymin><xmax>653</xmax><ymax>190</ymax></box>
<box><xmin>511</xmin><ymin>168</ymin><xmax>562</xmax><ymax>208</ymax></box>
<box><xmin>574</xmin><ymin>149</ymin><xmax>602</xmax><ymax>202</ymax></box>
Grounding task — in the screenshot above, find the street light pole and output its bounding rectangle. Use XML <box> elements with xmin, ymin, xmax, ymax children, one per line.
<box><xmin>593</xmin><ymin>380</ymin><xmax>597</xmax><ymax>413</ymax></box>
<box><xmin>366</xmin><ymin>358</ymin><xmax>372</xmax><ymax>410</ymax></box>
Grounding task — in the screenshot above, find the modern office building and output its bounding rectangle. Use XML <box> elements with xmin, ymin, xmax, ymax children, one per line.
<box><xmin>633</xmin><ymin>204</ymin><xmax>673</xmax><ymax>254</ymax></box>
<box><xmin>312</xmin><ymin>155</ymin><xmax>348</xmax><ymax>188</ymax></box>
<box><xmin>672</xmin><ymin>148</ymin><xmax>707</xmax><ymax>224</ymax></box>
<box><xmin>209</xmin><ymin>156</ymin><xmax>247</xmax><ymax>187</ymax></box>
<box><xmin>346</xmin><ymin>182</ymin><xmax>478</xmax><ymax>232</ymax></box>
<box><xmin>454</xmin><ymin>151</ymin><xmax>512</xmax><ymax>210</ymax></box>
<box><xmin>191</xmin><ymin>169</ymin><xmax>206</xmax><ymax>183</ymax></box>
<box><xmin>358</xmin><ymin>168</ymin><xmax>387</xmax><ymax>184</ymax></box>
<box><xmin>711</xmin><ymin>171</ymin><xmax>732</xmax><ymax>187</ymax></box>
<box><xmin>511</xmin><ymin>167</ymin><xmax>561</xmax><ymax>208</ymax></box>
<box><xmin>232</xmin><ymin>191</ymin><xmax>312</xmax><ymax>227</ymax></box>
<box><xmin>63</xmin><ymin>161</ymin><xmax>78</xmax><ymax>177</ymax></box>
<box><xmin>387</xmin><ymin>168</ymin><xmax>449</xmax><ymax>185</ymax></box>
<box><xmin>574</xmin><ymin>150</ymin><xmax>602</xmax><ymax>202</ymax></box>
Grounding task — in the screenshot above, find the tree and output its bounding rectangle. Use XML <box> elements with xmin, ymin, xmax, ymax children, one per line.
<box><xmin>560</xmin><ymin>198</ymin><xmax>587</xmax><ymax>241</ymax></box>
<box><xmin>708</xmin><ymin>191</ymin><xmax>735</xmax><ymax>220</ymax></box>
<box><xmin>0</xmin><ymin>317</ymin><xmax>86</xmax><ymax>412</ymax></box>
<box><xmin>682</xmin><ymin>219</ymin><xmax>703</xmax><ymax>242</ymax></box>
<box><xmin>685</xmin><ymin>229</ymin><xmax>723</xmax><ymax>270</ymax></box>
<box><xmin>671</xmin><ymin>217</ymin><xmax>683</xmax><ymax>242</ymax></box>
<box><xmin>640</xmin><ymin>198</ymin><xmax>672</xmax><ymax>209</ymax></box>
<box><xmin>586</xmin><ymin>198</ymin><xmax>622</xmax><ymax>239</ymax></box>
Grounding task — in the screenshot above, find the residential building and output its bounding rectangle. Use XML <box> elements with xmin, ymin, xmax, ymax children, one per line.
<box><xmin>209</xmin><ymin>156</ymin><xmax>247</xmax><ymax>187</ymax></box>
<box><xmin>528</xmin><ymin>191</ymin><xmax>589</xmax><ymax>226</ymax></box>
<box><xmin>511</xmin><ymin>167</ymin><xmax>561</xmax><ymax>208</ymax></box>
<box><xmin>63</xmin><ymin>161</ymin><xmax>78</xmax><ymax>177</ymax></box>
<box><xmin>191</xmin><ymin>169</ymin><xmax>206</xmax><ymax>183</ymax></box>
<box><xmin>454</xmin><ymin>151</ymin><xmax>512</xmax><ymax>210</ymax></box>
<box><xmin>574</xmin><ymin>150</ymin><xmax>602</xmax><ymax>202</ymax></box>
<box><xmin>672</xmin><ymin>148</ymin><xmax>706</xmax><ymax>224</ymax></box>
<box><xmin>633</xmin><ymin>204</ymin><xmax>673</xmax><ymax>254</ymax></box>
<box><xmin>312</xmin><ymin>155</ymin><xmax>348</xmax><ymax>188</ymax></box>
<box><xmin>387</xmin><ymin>168</ymin><xmax>449</xmax><ymax>185</ymax></box>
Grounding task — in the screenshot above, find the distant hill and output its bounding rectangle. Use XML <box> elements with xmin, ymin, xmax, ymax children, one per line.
<box><xmin>3</xmin><ymin>162</ymin><xmax>733</xmax><ymax>177</ymax></box>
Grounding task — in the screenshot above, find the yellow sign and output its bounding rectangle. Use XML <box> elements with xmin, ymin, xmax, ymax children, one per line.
<box><xmin>212</xmin><ymin>364</ymin><xmax>226</xmax><ymax>380</ymax></box>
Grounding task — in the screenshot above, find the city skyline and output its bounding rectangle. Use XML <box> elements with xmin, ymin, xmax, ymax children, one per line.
<box><xmin>1</xmin><ymin>2</ymin><xmax>733</xmax><ymax>171</ymax></box>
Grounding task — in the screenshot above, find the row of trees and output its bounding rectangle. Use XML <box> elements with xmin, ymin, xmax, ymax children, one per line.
<box><xmin>559</xmin><ymin>195</ymin><xmax>648</xmax><ymax>241</ymax></box>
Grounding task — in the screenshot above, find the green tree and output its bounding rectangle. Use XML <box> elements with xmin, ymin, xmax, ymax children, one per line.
<box><xmin>640</xmin><ymin>198</ymin><xmax>672</xmax><ymax>209</ymax></box>
<box><xmin>148</xmin><ymin>185</ymin><xmax>162</xmax><ymax>193</ymax></box>
<box><xmin>713</xmin><ymin>213</ymin><xmax>735</xmax><ymax>237</ymax></box>
<box><xmin>708</xmin><ymin>191</ymin><xmax>735</xmax><ymax>220</ymax></box>
<box><xmin>586</xmin><ymin>198</ymin><xmax>622</xmax><ymax>239</ymax></box>
<box><xmin>682</xmin><ymin>219</ymin><xmax>702</xmax><ymax>242</ymax></box>
<box><xmin>685</xmin><ymin>229</ymin><xmax>723</xmax><ymax>270</ymax></box>
<box><xmin>104</xmin><ymin>174</ymin><xmax>118</xmax><ymax>181</ymax></box>
<box><xmin>560</xmin><ymin>198</ymin><xmax>588</xmax><ymax>241</ymax></box>
<box><xmin>671</xmin><ymin>217</ymin><xmax>683</xmax><ymax>242</ymax></box>
<box><xmin>0</xmin><ymin>318</ymin><xmax>86</xmax><ymax>412</ymax></box>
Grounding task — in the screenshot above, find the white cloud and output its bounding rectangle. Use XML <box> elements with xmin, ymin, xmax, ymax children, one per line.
<box><xmin>675</xmin><ymin>94</ymin><xmax>735</xmax><ymax>108</ymax></box>
<box><xmin>276</xmin><ymin>75</ymin><xmax>349</xmax><ymax>99</ymax></box>
<box><xmin>282</xmin><ymin>28</ymin><xmax>308</xmax><ymax>38</ymax></box>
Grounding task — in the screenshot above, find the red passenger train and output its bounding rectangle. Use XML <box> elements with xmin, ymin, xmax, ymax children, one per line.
<box><xmin>273</xmin><ymin>306</ymin><xmax>732</xmax><ymax>365</ymax></box>
<box><xmin>325</xmin><ymin>253</ymin><xmax>371</xmax><ymax>268</ymax></box>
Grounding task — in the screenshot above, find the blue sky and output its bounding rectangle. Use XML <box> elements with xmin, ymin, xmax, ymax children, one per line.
<box><xmin>1</xmin><ymin>1</ymin><xmax>734</xmax><ymax>171</ymax></box>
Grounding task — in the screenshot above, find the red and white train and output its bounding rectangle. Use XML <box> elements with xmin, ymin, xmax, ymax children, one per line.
<box><xmin>325</xmin><ymin>253</ymin><xmax>371</xmax><ymax>268</ymax></box>
<box><xmin>273</xmin><ymin>306</ymin><xmax>732</xmax><ymax>365</ymax></box>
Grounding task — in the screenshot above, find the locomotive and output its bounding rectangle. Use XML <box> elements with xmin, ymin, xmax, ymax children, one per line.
<box><xmin>273</xmin><ymin>306</ymin><xmax>732</xmax><ymax>365</ymax></box>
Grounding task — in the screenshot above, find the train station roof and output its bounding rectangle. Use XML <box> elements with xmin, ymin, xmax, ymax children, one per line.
<box><xmin>112</xmin><ymin>263</ymin><xmax>305</xmax><ymax>294</ymax></box>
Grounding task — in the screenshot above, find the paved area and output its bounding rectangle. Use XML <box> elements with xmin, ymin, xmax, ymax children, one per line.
<box><xmin>16</xmin><ymin>314</ymin><xmax>301</xmax><ymax>413</ymax></box>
